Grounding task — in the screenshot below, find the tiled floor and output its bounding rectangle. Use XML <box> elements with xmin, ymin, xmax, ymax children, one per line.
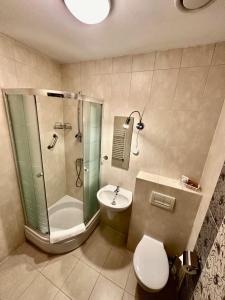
<box><xmin>0</xmin><ymin>224</ymin><xmax>177</xmax><ymax>300</ymax></box>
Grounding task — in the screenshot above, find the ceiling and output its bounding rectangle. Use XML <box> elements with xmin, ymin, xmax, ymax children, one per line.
<box><xmin>0</xmin><ymin>0</ymin><xmax>225</xmax><ymax>63</ymax></box>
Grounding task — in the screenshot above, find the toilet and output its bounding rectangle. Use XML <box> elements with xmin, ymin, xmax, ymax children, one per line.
<box><xmin>133</xmin><ymin>235</ymin><xmax>169</xmax><ymax>292</ymax></box>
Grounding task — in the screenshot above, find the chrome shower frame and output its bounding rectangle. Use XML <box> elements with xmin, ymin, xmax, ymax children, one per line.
<box><xmin>2</xmin><ymin>88</ymin><xmax>103</xmax><ymax>254</ymax></box>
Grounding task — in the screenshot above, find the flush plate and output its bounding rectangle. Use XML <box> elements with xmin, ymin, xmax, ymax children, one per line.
<box><xmin>150</xmin><ymin>191</ymin><xmax>176</xmax><ymax>211</ymax></box>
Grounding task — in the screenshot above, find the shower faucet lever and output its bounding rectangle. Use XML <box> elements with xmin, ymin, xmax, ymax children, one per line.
<box><xmin>47</xmin><ymin>134</ymin><xmax>58</xmax><ymax>150</ymax></box>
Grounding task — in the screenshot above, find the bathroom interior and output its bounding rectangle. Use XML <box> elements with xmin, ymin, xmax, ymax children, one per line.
<box><xmin>0</xmin><ymin>0</ymin><xmax>225</xmax><ymax>299</ymax></box>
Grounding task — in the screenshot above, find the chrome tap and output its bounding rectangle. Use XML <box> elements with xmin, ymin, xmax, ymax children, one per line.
<box><xmin>114</xmin><ymin>185</ymin><xmax>120</xmax><ymax>194</ymax></box>
<box><xmin>112</xmin><ymin>186</ymin><xmax>120</xmax><ymax>205</ymax></box>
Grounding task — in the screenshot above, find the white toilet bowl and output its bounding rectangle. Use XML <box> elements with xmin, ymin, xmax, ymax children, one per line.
<box><xmin>133</xmin><ymin>235</ymin><xmax>169</xmax><ymax>292</ymax></box>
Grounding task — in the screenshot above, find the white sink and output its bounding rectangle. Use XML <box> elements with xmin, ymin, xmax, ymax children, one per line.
<box><xmin>97</xmin><ymin>185</ymin><xmax>132</xmax><ymax>212</ymax></box>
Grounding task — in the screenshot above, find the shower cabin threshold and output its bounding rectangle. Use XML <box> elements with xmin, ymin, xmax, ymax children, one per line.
<box><xmin>24</xmin><ymin>208</ymin><xmax>100</xmax><ymax>254</ymax></box>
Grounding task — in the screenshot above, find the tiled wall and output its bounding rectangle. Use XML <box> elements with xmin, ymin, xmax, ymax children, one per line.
<box><xmin>188</xmin><ymin>101</ymin><xmax>225</xmax><ymax>250</ymax></box>
<box><xmin>37</xmin><ymin>97</ymin><xmax>83</xmax><ymax>205</ymax></box>
<box><xmin>127</xmin><ymin>172</ymin><xmax>201</xmax><ymax>256</ymax></box>
<box><xmin>63</xmin><ymin>99</ymin><xmax>83</xmax><ymax>201</ymax></box>
<box><xmin>0</xmin><ymin>33</ymin><xmax>61</xmax><ymax>261</ymax></box>
<box><xmin>180</xmin><ymin>162</ymin><xmax>225</xmax><ymax>300</ymax></box>
<box><xmin>1</xmin><ymin>31</ymin><xmax>225</xmax><ymax>263</ymax></box>
<box><xmin>37</xmin><ymin>96</ymin><xmax>67</xmax><ymax>207</ymax></box>
<box><xmin>61</xmin><ymin>42</ymin><xmax>225</xmax><ymax>194</ymax></box>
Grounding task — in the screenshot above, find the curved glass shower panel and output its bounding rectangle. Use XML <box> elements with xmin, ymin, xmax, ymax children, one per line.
<box><xmin>83</xmin><ymin>100</ymin><xmax>102</xmax><ymax>223</ymax></box>
<box><xmin>6</xmin><ymin>94</ymin><xmax>49</xmax><ymax>234</ymax></box>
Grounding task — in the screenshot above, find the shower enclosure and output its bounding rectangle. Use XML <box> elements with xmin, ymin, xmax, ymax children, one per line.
<box><xmin>3</xmin><ymin>89</ymin><xmax>102</xmax><ymax>254</ymax></box>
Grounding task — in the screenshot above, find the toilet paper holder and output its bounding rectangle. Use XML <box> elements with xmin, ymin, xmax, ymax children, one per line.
<box><xmin>170</xmin><ymin>250</ymin><xmax>200</xmax><ymax>292</ymax></box>
<box><xmin>182</xmin><ymin>251</ymin><xmax>200</xmax><ymax>274</ymax></box>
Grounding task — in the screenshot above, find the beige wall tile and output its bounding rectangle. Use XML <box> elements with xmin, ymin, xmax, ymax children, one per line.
<box><xmin>63</xmin><ymin>99</ymin><xmax>83</xmax><ymax>200</ymax></box>
<box><xmin>181</xmin><ymin>44</ymin><xmax>214</xmax><ymax>67</ymax></box>
<box><xmin>0</xmin><ymin>33</ymin><xmax>14</xmax><ymax>59</ymax></box>
<box><xmin>111</xmin><ymin>73</ymin><xmax>131</xmax><ymax>98</ymax></box>
<box><xmin>132</xmin><ymin>52</ymin><xmax>155</xmax><ymax>71</ymax></box>
<box><xmin>129</xmin><ymin>71</ymin><xmax>153</xmax><ymax>111</ymax></box>
<box><xmin>81</xmin><ymin>60</ymin><xmax>96</xmax><ymax>76</ymax></box>
<box><xmin>212</xmin><ymin>42</ymin><xmax>225</xmax><ymax>65</ymax></box>
<box><xmin>0</xmin><ymin>56</ymin><xmax>18</xmax><ymax>87</ymax></box>
<box><xmin>13</xmin><ymin>41</ymin><xmax>37</xmax><ymax>66</ymax></box>
<box><xmin>127</xmin><ymin>176</ymin><xmax>201</xmax><ymax>256</ymax></box>
<box><xmin>113</xmin><ymin>55</ymin><xmax>132</xmax><ymax>73</ymax></box>
<box><xmin>110</xmin><ymin>73</ymin><xmax>130</xmax><ymax>115</ymax></box>
<box><xmin>0</xmin><ymin>34</ymin><xmax>62</xmax><ymax>261</ymax></box>
<box><xmin>95</xmin><ymin>58</ymin><xmax>112</xmax><ymax>74</ymax></box>
<box><xmin>155</xmin><ymin>48</ymin><xmax>182</xmax><ymax>69</ymax></box>
<box><xmin>150</xmin><ymin>68</ymin><xmax>179</xmax><ymax>109</ymax></box>
<box><xmin>61</xmin><ymin>63</ymin><xmax>81</xmax><ymax>91</ymax></box>
<box><xmin>37</xmin><ymin>96</ymin><xmax>66</xmax><ymax>207</ymax></box>
<box><xmin>173</xmin><ymin>66</ymin><xmax>209</xmax><ymax>108</ymax></box>
<box><xmin>93</xmin><ymin>74</ymin><xmax>112</xmax><ymax>99</ymax></box>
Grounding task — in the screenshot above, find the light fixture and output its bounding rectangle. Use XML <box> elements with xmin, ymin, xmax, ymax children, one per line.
<box><xmin>123</xmin><ymin>111</ymin><xmax>144</xmax><ymax>131</ymax></box>
<box><xmin>175</xmin><ymin>0</ymin><xmax>216</xmax><ymax>12</ymax></box>
<box><xmin>64</xmin><ymin>0</ymin><xmax>110</xmax><ymax>25</ymax></box>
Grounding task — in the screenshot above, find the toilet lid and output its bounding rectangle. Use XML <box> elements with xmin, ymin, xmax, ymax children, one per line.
<box><xmin>133</xmin><ymin>235</ymin><xmax>169</xmax><ymax>290</ymax></box>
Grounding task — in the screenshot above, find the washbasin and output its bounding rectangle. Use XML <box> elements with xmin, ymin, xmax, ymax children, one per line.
<box><xmin>97</xmin><ymin>185</ymin><xmax>132</xmax><ymax>212</ymax></box>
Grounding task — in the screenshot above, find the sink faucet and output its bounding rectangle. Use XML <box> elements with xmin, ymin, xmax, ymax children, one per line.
<box><xmin>114</xmin><ymin>186</ymin><xmax>120</xmax><ymax>195</ymax></box>
<box><xmin>112</xmin><ymin>186</ymin><xmax>120</xmax><ymax>205</ymax></box>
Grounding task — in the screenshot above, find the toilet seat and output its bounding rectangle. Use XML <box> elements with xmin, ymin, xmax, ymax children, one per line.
<box><xmin>133</xmin><ymin>235</ymin><xmax>169</xmax><ymax>291</ymax></box>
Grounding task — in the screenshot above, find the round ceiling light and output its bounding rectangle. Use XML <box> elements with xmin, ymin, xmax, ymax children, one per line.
<box><xmin>64</xmin><ymin>0</ymin><xmax>110</xmax><ymax>24</ymax></box>
<box><xmin>175</xmin><ymin>0</ymin><xmax>216</xmax><ymax>12</ymax></box>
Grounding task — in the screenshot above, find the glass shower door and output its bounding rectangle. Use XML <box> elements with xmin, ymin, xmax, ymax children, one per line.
<box><xmin>6</xmin><ymin>94</ymin><xmax>49</xmax><ymax>234</ymax></box>
<box><xmin>83</xmin><ymin>101</ymin><xmax>102</xmax><ymax>224</ymax></box>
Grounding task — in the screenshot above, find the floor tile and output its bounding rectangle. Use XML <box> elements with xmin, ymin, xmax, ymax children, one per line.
<box><xmin>89</xmin><ymin>275</ymin><xmax>123</xmax><ymax>300</ymax></box>
<box><xmin>71</xmin><ymin>246</ymin><xmax>83</xmax><ymax>259</ymax></box>
<box><xmin>125</xmin><ymin>266</ymin><xmax>138</xmax><ymax>296</ymax></box>
<box><xmin>79</xmin><ymin>233</ymin><xmax>111</xmax><ymax>272</ymax></box>
<box><xmin>0</xmin><ymin>254</ymin><xmax>39</xmax><ymax>299</ymax></box>
<box><xmin>102</xmin><ymin>247</ymin><xmax>132</xmax><ymax>288</ymax></box>
<box><xmin>123</xmin><ymin>292</ymin><xmax>135</xmax><ymax>300</ymax></box>
<box><xmin>41</xmin><ymin>253</ymin><xmax>78</xmax><ymax>288</ymax></box>
<box><xmin>100</xmin><ymin>224</ymin><xmax>127</xmax><ymax>248</ymax></box>
<box><xmin>19</xmin><ymin>273</ymin><xmax>58</xmax><ymax>300</ymax></box>
<box><xmin>62</xmin><ymin>260</ymin><xmax>99</xmax><ymax>300</ymax></box>
<box><xmin>54</xmin><ymin>290</ymin><xmax>71</xmax><ymax>300</ymax></box>
<box><xmin>15</xmin><ymin>242</ymin><xmax>49</xmax><ymax>271</ymax></box>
